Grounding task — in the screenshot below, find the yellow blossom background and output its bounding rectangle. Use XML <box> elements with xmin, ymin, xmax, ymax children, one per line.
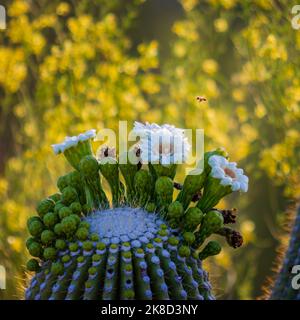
<box><xmin>0</xmin><ymin>0</ymin><xmax>299</xmax><ymax>299</ymax></box>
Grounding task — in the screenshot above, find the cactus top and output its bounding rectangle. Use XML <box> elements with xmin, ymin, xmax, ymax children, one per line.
<box><xmin>25</xmin><ymin>123</ymin><xmax>249</xmax><ymax>300</ymax></box>
<box><xmin>85</xmin><ymin>207</ymin><xmax>165</xmax><ymax>243</ymax></box>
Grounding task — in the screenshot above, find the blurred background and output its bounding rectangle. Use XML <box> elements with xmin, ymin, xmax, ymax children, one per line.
<box><xmin>0</xmin><ymin>0</ymin><xmax>299</xmax><ymax>299</ymax></box>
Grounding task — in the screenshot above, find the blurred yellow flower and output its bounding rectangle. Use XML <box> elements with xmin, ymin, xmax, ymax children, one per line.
<box><xmin>8</xmin><ymin>0</ymin><xmax>29</xmax><ymax>17</ymax></box>
<box><xmin>0</xmin><ymin>48</ymin><xmax>27</xmax><ymax>92</ymax></box>
<box><xmin>181</xmin><ymin>0</ymin><xmax>198</xmax><ymax>11</ymax></box>
<box><xmin>241</xmin><ymin>220</ymin><xmax>255</xmax><ymax>244</ymax></box>
<box><xmin>232</xmin><ymin>88</ymin><xmax>245</xmax><ymax>102</ymax></box>
<box><xmin>56</xmin><ymin>2</ymin><xmax>70</xmax><ymax>16</ymax></box>
<box><xmin>235</xmin><ymin>105</ymin><xmax>248</xmax><ymax>122</ymax></box>
<box><xmin>214</xmin><ymin>18</ymin><xmax>228</xmax><ymax>33</ymax></box>
<box><xmin>202</xmin><ymin>59</ymin><xmax>218</xmax><ymax>75</ymax></box>
<box><xmin>255</xmin><ymin>104</ymin><xmax>267</xmax><ymax>118</ymax></box>
<box><xmin>173</xmin><ymin>42</ymin><xmax>187</xmax><ymax>58</ymax></box>
<box><xmin>172</xmin><ymin>21</ymin><xmax>199</xmax><ymax>42</ymax></box>
<box><xmin>7</xmin><ymin>236</ymin><xmax>23</xmax><ymax>253</ymax></box>
<box><xmin>215</xmin><ymin>250</ymin><xmax>231</xmax><ymax>269</ymax></box>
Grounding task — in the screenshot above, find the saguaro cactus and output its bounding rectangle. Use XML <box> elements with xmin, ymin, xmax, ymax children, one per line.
<box><xmin>268</xmin><ymin>206</ymin><xmax>300</xmax><ymax>300</ymax></box>
<box><xmin>25</xmin><ymin>123</ymin><xmax>248</xmax><ymax>300</ymax></box>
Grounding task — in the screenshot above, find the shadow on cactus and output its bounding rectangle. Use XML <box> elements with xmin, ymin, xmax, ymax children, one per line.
<box><xmin>25</xmin><ymin>122</ymin><xmax>249</xmax><ymax>300</ymax></box>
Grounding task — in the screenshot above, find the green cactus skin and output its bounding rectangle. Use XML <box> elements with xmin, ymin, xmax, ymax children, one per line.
<box><xmin>269</xmin><ymin>206</ymin><xmax>300</xmax><ymax>300</ymax></box>
<box><xmin>26</xmin><ymin>208</ymin><xmax>212</xmax><ymax>300</ymax></box>
<box><xmin>155</xmin><ymin>176</ymin><xmax>174</xmax><ymax>214</ymax></box>
<box><xmin>25</xmin><ymin>135</ymin><xmax>245</xmax><ymax>300</ymax></box>
<box><xmin>98</xmin><ymin>157</ymin><xmax>122</xmax><ymax>207</ymax></box>
<box><xmin>119</xmin><ymin>149</ymin><xmax>141</xmax><ymax>204</ymax></box>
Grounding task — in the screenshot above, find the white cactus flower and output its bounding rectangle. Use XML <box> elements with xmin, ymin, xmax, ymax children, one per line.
<box><xmin>96</xmin><ymin>145</ymin><xmax>116</xmax><ymax>161</ymax></box>
<box><xmin>208</xmin><ymin>155</ymin><xmax>249</xmax><ymax>192</ymax></box>
<box><xmin>51</xmin><ymin>129</ymin><xmax>96</xmax><ymax>154</ymax></box>
<box><xmin>133</xmin><ymin>121</ymin><xmax>191</xmax><ymax>165</ymax></box>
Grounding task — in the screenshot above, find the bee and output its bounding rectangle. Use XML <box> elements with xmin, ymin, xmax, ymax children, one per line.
<box><xmin>196</xmin><ymin>96</ymin><xmax>207</xmax><ymax>102</ymax></box>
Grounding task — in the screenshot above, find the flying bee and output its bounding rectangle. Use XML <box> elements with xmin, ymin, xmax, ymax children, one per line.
<box><xmin>196</xmin><ymin>96</ymin><xmax>207</xmax><ymax>102</ymax></box>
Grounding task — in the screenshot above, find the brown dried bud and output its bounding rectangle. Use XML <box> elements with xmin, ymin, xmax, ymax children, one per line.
<box><xmin>220</xmin><ymin>208</ymin><xmax>238</xmax><ymax>224</ymax></box>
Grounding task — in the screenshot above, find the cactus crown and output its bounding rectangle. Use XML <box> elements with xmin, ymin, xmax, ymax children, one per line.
<box><xmin>25</xmin><ymin>123</ymin><xmax>248</xmax><ymax>300</ymax></box>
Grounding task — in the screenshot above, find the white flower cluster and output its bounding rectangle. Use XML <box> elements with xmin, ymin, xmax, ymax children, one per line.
<box><xmin>208</xmin><ymin>155</ymin><xmax>249</xmax><ymax>192</ymax></box>
<box><xmin>51</xmin><ymin>129</ymin><xmax>96</xmax><ymax>154</ymax></box>
<box><xmin>133</xmin><ymin>121</ymin><xmax>191</xmax><ymax>165</ymax></box>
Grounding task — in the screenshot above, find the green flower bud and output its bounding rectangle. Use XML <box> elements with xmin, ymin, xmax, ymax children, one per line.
<box><xmin>41</xmin><ymin>230</ymin><xmax>56</xmax><ymax>245</ymax></box>
<box><xmin>62</xmin><ymin>255</ymin><xmax>71</xmax><ymax>263</ymax></box>
<box><xmin>79</xmin><ymin>221</ymin><xmax>90</xmax><ymax>229</ymax></box>
<box><xmin>92</xmin><ymin>254</ymin><xmax>101</xmax><ymax>262</ymax></box>
<box><xmin>43</xmin><ymin>247</ymin><xmax>57</xmax><ymax>261</ymax></box>
<box><xmin>27</xmin><ymin>216</ymin><xmax>42</xmax><ymax>229</ymax></box>
<box><xmin>198</xmin><ymin>241</ymin><xmax>222</xmax><ymax>260</ymax></box>
<box><xmin>134</xmin><ymin>169</ymin><xmax>152</xmax><ymax>206</ymax></box>
<box><xmin>90</xmin><ymin>233</ymin><xmax>99</xmax><ymax>242</ymax></box>
<box><xmin>178</xmin><ymin>245</ymin><xmax>191</xmax><ymax>257</ymax></box>
<box><xmin>54</xmin><ymin>201</ymin><xmax>64</xmax><ymax>214</ymax></box>
<box><xmin>124</xmin><ymin>264</ymin><xmax>133</xmax><ymax>272</ymax></box>
<box><xmin>55</xmin><ymin>239</ymin><xmax>67</xmax><ymax>250</ymax></box>
<box><xmin>122</xmin><ymin>251</ymin><xmax>132</xmax><ymax>259</ymax></box>
<box><xmin>77</xmin><ymin>256</ymin><xmax>84</xmax><ymax>263</ymax></box>
<box><xmin>58</xmin><ymin>207</ymin><xmax>72</xmax><ymax>220</ymax></box>
<box><xmin>43</xmin><ymin>212</ymin><xmax>59</xmax><ymax>229</ymax></box>
<box><xmin>28</xmin><ymin>219</ymin><xmax>44</xmax><ymax>237</ymax></box>
<box><xmin>69</xmin><ymin>242</ymin><xmax>79</xmax><ymax>252</ymax></box>
<box><xmin>123</xmin><ymin>289</ymin><xmax>135</xmax><ymax>299</ymax></box>
<box><xmin>155</xmin><ymin>176</ymin><xmax>174</xmax><ymax>210</ymax></box>
<box><xmin>151</xmin><ymin>163</ymin><xmax>177</xmax><ymax>179</ymax></box>
<box><xmin>79</xmin><ymin>155</ymin><xmax>99</xmax><ymax>177</ymax></box>
<box><xmin>28</xmin><ymin>242</ymin><xmax>43</xmax><ymax>257</ymax></box>
<box><xmin>70</xmin><ymin>214</ymin><xmax>81</xmax><ymax>226</ymax></box>
<box><xmin>61</xmin><ymin>215</ymin><xmax>79</xmax><ymax>236</ymax></box>
<box><xmin>168</xmin><ymin>237</ymin><xmax>179</xmax><ymax>246</ymax></box>
<box><xmin>193</xmin><ymin>210</ymin><xmax>224</xmax><ymax>248</ymax></box>
<box><xmin>49</xmin><ymin>193</ymin><xmax>61</xmax><ymax>203</ymax></box>
<box><xmin>57</xmin><ymin>175</ymin><xmax>69</xmax><ymax>192</ymax></box>
<box><xmin>184</xmin><ymin>207</ymin><xmax>203</xmax><ymax>231</ymax></box>
<box><xmin>51</xmin><ymin>261</ymin><xmax>64</xmax><ymax>275</ymax></box>
<box><xmin>88</xmin><ymin>267</ymin><xmax>97</xmax><ymax>275</ymax></box>
<box><xmin>82</xmin><ymin>241</ymin><xmax>93</xmax><ymax>251</ymax></box>
<box><xmin>26</xmin><ymin>237</ymin><xmax>37</xmax><ymax>250</ymax></box>
<box><xmin>183</xmin><ymin>232</ymin><xmax>195</xmax><ymax>245</ymax></box>
<box><xmin>76</xmin><ymin>227</ymin><xmax>89</xmax><ymax>241</ymax></box>
<box><xmin>70</xmin><ymin>202</ymin><xmax>82</xmax><ymax>215</ymax></box>
<box><xmin>26</xmin><ymin>259</ymin><xmax>40</xmax><ymax>272</ymax></box>
<box><xmin>54</xmin><ymin>223</ymin><xmax>64</xmax><ymax>236</ymax></box>
<box><xmin>96</xmin><ymin>242</ymin><xmax>105</xmax><ymax>251</ymax></box>
<box><xmin>155</xmin><ymin>176</ymin><xmax>174</xmax><ymax>195</ymax></box>
<box><xmin>36</xmin><ymin>199</ymin><xmax>55</xmax><ymax>218</ymax></box>
<box><xmin>158</xmin><ymin>229</ymin><xmax>168</xmax><ymax>237</ymax></box>
<box><xmin>61</xmin><ymin>187</ymin><xmax>78</xmax><ymax>205</ymax></box>
<box><xmin>146</xmin><ymin>243</ymin><xmax>154</xmax><ymax>249</ymax></box>
<box><xmin>167</xmin><ymin>201</ymin><xmax>184</xmax><ymax>220</ymax></box>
